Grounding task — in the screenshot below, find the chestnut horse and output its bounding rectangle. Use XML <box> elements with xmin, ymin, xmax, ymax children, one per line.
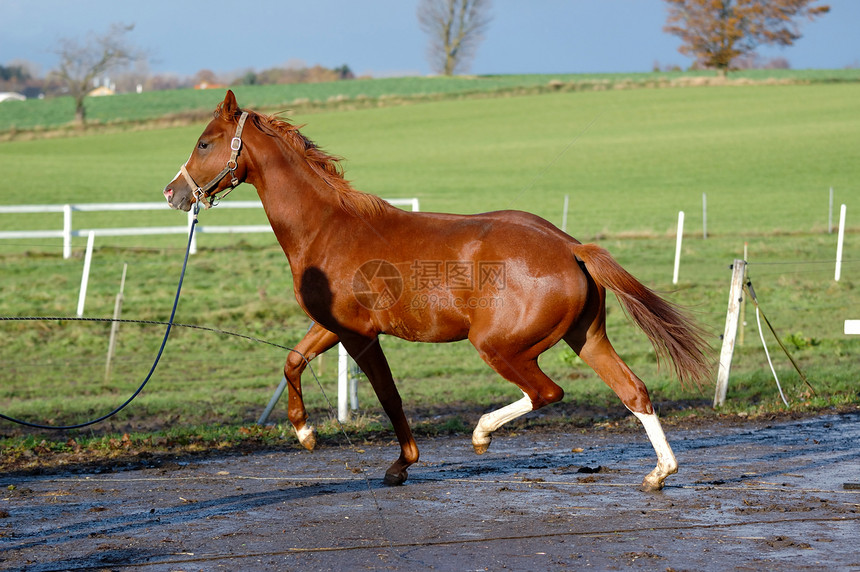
<box><xmin>163</xmin><ymin>91</ymin><xmax>711</xmax><ymax>491</ymax></box>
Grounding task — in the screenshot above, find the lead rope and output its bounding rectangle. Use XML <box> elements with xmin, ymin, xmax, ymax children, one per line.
<box><xmin>0</xmin><ymin>203</ymin><xmax>203</xmax><ymax>430</ymax></box>
<box><xmin>0</xmin><ymin>207</ymin><xmax>396</xmax><ymax>554</ymax></box>
<box><xmin>0</xmin><ymin>191</ymin><xmax>401</xmax><ymax>560</ymax></box>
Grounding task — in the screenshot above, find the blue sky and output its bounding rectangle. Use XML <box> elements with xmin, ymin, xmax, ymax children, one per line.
<box><xmin>2</xmin><ymin>0</ymin><xmax>857</xmax><ymax>78</ymax></box>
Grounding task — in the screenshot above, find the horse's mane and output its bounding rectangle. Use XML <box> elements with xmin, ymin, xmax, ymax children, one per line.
<box><xmin>215</xmin><ymin>102</ymin><xmax>387</xmax><ymax>218</ymax></box>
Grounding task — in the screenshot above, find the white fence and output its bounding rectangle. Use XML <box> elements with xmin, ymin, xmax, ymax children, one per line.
<box><xmin>2</xmin><ymin>198</ymin><xmax>421</xmax><ymax>424</ymax></box>
<box><xmin>0</xmin><ymin>198</ymin><xmax>421</xmax><ymax>258</ymax></box>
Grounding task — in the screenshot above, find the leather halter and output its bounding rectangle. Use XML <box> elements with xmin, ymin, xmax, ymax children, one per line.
<box><xmin>179</xmin><ymin>111</ymin><xmax>249</xmax><ymax>209</ymax></box>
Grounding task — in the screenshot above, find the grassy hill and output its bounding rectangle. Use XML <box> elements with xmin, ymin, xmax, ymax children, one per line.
<box><xmin>1</xmin><ymin>75</ymin><xmax>858</xmax><ymax>445</ymax></box>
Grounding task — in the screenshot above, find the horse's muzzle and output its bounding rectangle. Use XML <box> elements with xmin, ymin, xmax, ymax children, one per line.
<box><xmin>163</xmin><ymin>187</ymin><xmax>192</xmax><ymax>211</ymax></box>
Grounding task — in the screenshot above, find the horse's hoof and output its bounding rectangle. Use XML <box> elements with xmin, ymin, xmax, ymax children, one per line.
<box><xmin>295</xmin><ymin>425</ymin><xmax>317</xmax><ymax>451</ymax></box>
<box><xmin>472</xmin><ymin>430</ymin><xmax>491</xmax><ymax>455</ymax></box>
<box><xmin>383</xmin><ymin>470</ymin><xmax>407</xmax><ymax>486</ymax></box>
<box><xmin>640</xmin><ymin>463</ymin><xmax>675</xmax><ymax>491</ymax></box>
<box><xmin>640</xmin><ymin>475</ymin><xmax>666</xmax><ymax>492</ymax></box>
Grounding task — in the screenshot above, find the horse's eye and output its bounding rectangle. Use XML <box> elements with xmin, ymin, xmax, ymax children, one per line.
<box><xmin>197</xmin><ymin>141</ymin><xmax>209</xmax><ymax>150</ymax></box>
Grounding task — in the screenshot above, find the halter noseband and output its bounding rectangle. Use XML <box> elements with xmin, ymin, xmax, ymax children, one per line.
<box><xmin>179</xmin><ymin>111</ymin><xmax>249</xmax><ymax>209</ymax></box>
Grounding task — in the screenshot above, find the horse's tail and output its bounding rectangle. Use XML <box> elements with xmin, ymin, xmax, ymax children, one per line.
<box><xmin>571</xmin><ymin>243</ymin><xmax>712</xmax><ymax>387</ymax></box>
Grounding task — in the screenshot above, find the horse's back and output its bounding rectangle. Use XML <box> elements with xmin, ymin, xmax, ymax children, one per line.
<box><xmin>394</xmin><ymin>208</ymin><xmax>594</xmax><ymax>343</ymax></box>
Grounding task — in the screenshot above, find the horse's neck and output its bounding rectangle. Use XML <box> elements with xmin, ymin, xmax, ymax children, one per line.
<box><xmin>251</xmin><ymin>152</ymin><xmax>361</xmax><ymax>266</ymax></box>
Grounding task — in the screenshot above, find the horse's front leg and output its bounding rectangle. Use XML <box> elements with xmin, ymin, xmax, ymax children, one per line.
<box><xmin>339</xmin><ymin>333</ymin><xmax>418</xmax><ymax>486</ymax></box>
<box><xmin>285</xmin><ymin>323</ymin><xmax>339</xmax><ymax>451</ymax></box>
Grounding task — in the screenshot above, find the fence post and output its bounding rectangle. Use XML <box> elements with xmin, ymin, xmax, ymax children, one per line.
<box><xmin>104</xmin><ymin>263</ymin><xmax>128</xmax><ymax>382</ymax></box>
<box><xmin>63</xmin><ymin>204</ymin><xmax>72</xmax><ymax>259</ymax></box>
<box><xmin>739</xmin><ymin>242</ymin><xmax>748</xmax><ymax>346</ymax></box>
<box><xmin>187</xmin><ymin>209</ymin><xmax>197</xmax><ymax>255</ymax></box>
<box><xmin>338</xmin><ymin>343</ymin><xmax>349</xmax><ymax>422</ymax></box>
<box><xmin>257</xmin><ymin>376</ymin><xmax>289</xmax><ymax>425</ymax></box>
<box><xmin>76</xmin><ymin>231</ymin><xmax>95</xmax><ymax>317</ymax></box>
<box><xmin>673</xmin><ymin>211</ymin><xmax>684</xmax><ymax>284</ymax></box>
<box><xmin>835</xmin><ymin>204</ymin><xmax>846</xmax><ymax>281</ymax></box>
<box><xmin>714</xmin><ymin>259</ymin><xmax>746</xmax><ymax>407</ymax></box>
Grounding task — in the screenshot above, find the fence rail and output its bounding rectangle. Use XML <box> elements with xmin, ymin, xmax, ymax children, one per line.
<box><xmin>0</xmin><ymin>198</ymin><xmax>421</xmax><ymax>258</ymax></box>
<box><xmin>3</xmin><ymin>197</ymin><xmax>421</xmax><ymax>421</ymax></box>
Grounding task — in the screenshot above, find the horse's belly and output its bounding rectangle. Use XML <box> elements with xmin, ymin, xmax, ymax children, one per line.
<box><xmin>382</xmin><ymin>304</ymin><xmax>470</xmax><ymax>343</ymax></box>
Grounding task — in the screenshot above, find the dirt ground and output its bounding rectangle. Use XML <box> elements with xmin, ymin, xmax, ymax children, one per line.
<box><xmin>1</xmin><ymin>410</ymin><xmax>858</xmax><ymax>571</ymax></box>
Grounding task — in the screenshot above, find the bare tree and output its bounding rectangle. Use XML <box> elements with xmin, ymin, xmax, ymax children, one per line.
<box><xmin>418</xmin><ymin>0</ymin><xmax>492</xmax><ymax>76</ymax></box>
<box><xmin>663</xmin><ymin>0</ymin><xmax>830</xmax><ymax>77</ymax></box>
<box><xmin>52</xmin><ymin>23</ymin><xmax>142</xmax><ymax>125</ymax></box>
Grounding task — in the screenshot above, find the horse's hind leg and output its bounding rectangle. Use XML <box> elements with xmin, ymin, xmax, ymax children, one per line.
<box><xmin>285</xmin><ymin>323</ymin><xmax>339</xmax><ymax>451</ymax></box>
<box><xmin>629</xmin><ymin>408</ymin><xmax>677</xmax><ymax>492</ymax></box>
<box><xmin>339</xmin><ymin>333</ymin><xmax>419</xmax><ymax>486</ymax></box>
<box><xmin>469</xmin><ymin>338</ymin><xmax>564</xmax><ymax>454</ymax></box>
<box><xmin>567</xmin><ymin>332</ymin><xmax>677</xmax><ymax>491</ymax></box>
<box><xmin>472</xmin><ymin>390</ymin><xmax>534</xmax><ymax>455</ymax></box>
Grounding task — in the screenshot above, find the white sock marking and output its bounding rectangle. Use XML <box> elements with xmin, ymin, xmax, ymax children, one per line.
<box><xmin>631</xmin><ymin>410</ymin><xmax>677</xmax><ymax>474</ymax></box>
<box><xmin>474</xmin><ymin>391</ymin><xmax>533</xmax><ymax>441</ymax></box>
<box><xmin>296</xmin><ymin>425</ymin><xmax>314</xmax><ymax>443</ymax></box>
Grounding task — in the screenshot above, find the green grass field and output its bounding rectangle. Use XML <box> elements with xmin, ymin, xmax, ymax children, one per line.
<box><xmin>1</xmin><ymin>77</ymin><xmax>858</xmax><ymax>450</ymax></box>
<box><xmin>2</xmin><ymin>68</ymin><xmax>859</xmax><ymax>132</ymax></box>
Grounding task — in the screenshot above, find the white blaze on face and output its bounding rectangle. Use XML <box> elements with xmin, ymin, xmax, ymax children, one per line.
<box><xmin>172</xmin><ymin>152</ymin><xmax>193</xmax><ymax>183</ymax></box>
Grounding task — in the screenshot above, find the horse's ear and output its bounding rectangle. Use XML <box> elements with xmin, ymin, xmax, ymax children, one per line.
<box><xmin>221</xmin><ymin>90</ymin><xmax>239</xmax><ymax>118</ymax></box>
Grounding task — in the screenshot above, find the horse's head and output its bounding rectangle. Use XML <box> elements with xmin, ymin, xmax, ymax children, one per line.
<box><xmin>163</xmin><ymin>90</ymin><xmax>250</xmax><ymax>211</ymax></box>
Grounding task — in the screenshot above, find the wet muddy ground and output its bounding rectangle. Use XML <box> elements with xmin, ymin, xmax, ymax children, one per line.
<box><xmin>1</xmin><ymin>411</ymin><xmax>858</xmax><ymax>571</ymax></box>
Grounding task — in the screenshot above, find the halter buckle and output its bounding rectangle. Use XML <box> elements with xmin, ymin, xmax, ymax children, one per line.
<box><xmin>193</xmin><ymin>187</ymin><xmax>212</xmax><ymax>209</ymax></box>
